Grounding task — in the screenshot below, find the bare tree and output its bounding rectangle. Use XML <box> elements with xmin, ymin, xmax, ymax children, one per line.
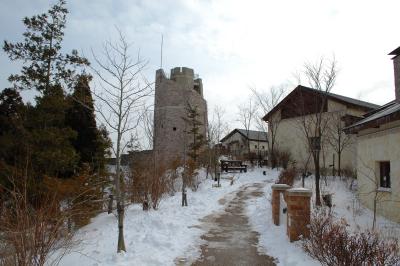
<box><xmin>91</xmin><ymin>30</ymin><xmax>152</xmax><ymax>252</ymax></box>
<box><xmin>326</xmin><ymin>111</ymin><xmax>353</xmax><ymax>176</ymax></box>
<box><xmin>208</xmin><ymin>105</ymin><xmax>229</xmax><ymax>146</ymax></box>
<box><xmin>356</xmin><ymin>157</ymin><xmax>400</xmax><ymax>230</ymax></box>
<box><xmin>251</xmin><ymin>85</ymin><xmax>286</xmax><ymax>168</ymax></box>
<box><xmin>140</xmin><ymin>105</ymin><xmax>154</xmax><ymax>150</ymax></box>
<box><xmin>237</xmin><ymin>98</ymin><xmax>257</xmax><ymax>159</ymax></box>
<box><xmin>206</xmin><ymin>105</ymin><xmax>229</xmax><ymax>178</ymax></box>
<box><xmin>295</xmin><ymin>57</ymin><xmax>337</xmax><ymax>206</ymax></box>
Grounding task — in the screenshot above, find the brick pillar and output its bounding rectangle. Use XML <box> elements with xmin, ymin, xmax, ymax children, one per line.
<box><xmin>271</xmin><ymin>184</ymin><xmax>291</xmax><ymax>226</ymax></box>
<box><xmin>286</xmin><ymin>188</ymin><xmax>312</xmax><ymax>242</ymax></box>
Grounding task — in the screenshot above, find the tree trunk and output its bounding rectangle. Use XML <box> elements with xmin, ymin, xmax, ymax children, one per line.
<box><xmin>373</xmin><ymin>192</ymin><xmax>378</xmax><ymax>230</ymax></box>
<box><xmin>115</xmin><ymin>132</ymin><xmax>126</xmax><ymax>252</ymax></box>
<box><xmin>338</xmin><ymin>151</ymin><xmax>342</xmax><ymax>177</ymax></box>
<box><xmin>182</xmin><ymin>182</ymin><xmax>188</xmax><ymax>207</ymax></box>
<box><xmin>313</xmin><ymin>151</ymin><xmax>322</xmax><ymax>206</ymax></box>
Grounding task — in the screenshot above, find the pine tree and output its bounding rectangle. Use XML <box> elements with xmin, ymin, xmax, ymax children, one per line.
<box><xmin>66</xmin><ymin>75</ymin><xmax>109</xmax><ymax>171</ymax></box>
<box><xmin>0</xmin><ymin>88</ymin><xmax>29</xmax><ymax>189</ymax></box>
<box><xmin>27</xmin><ymin>85</ymin><xmax>79</xmax><ymax>178</ymax></box>
<box><xmin>3</xmin><ymin>0</ymin><xmax>89</xmax><ymax>93</ymax></box>
<box><xmin>183</xmin><ymin>103</ymin><xmax>205</xmax><ymax>163</ymax></box>
<box><xmin>2</xmin><ymin>0</ymin><xmax>91</xmax><ymax>179</ymax></box>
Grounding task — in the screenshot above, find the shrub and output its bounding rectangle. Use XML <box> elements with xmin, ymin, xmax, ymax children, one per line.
<box><xmin>129</xmin><ymin>158</ymin><xmax>168</xmax><ymax>210</ymax></box>
<box><xmin>341</xmin><ymin>166</ymin><xmax>357</xmax><ymax>179</ymax></box>
<box><xmin>274</xmin><ymin>149</ymin><xmax>292</xmax><ymax>169</ymax></box>
<box><xmin>277</xmin><ymin>167</ymin><xmax>297</xmax><ymax>186</ymax></box>
<box><xmin>303</xmin><ymin>210</ymin><xmax>400</xmax><ymax>266</ymax></box>
<box><xmin>0</xmin><ymin>182</ymin><xmax>78</xmax><ymax>266</ymax></box>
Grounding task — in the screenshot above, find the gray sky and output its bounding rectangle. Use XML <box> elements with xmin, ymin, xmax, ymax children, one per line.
<box><xmin>1</xmin><ymin>0</ymin><xmax>400</xmax><ymax>134</ymax></box>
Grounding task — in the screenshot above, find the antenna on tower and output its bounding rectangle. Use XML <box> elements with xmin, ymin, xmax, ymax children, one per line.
<box><xmin>160</xmin><ymin>34</ymin><xmax>163</xmax><ymax>69</ymax></box>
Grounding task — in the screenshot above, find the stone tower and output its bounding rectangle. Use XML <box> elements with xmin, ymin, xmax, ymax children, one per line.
<box><xmin>153</xmin><ymin>67</ymin><xmax>208</xmax><ymax>164</ymax></box>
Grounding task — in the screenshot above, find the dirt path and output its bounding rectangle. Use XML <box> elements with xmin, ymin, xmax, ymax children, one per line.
<box><xmin>182</xmin><ymin>183</ymin><xmax>276</xmax><ymax>266</ymax></box>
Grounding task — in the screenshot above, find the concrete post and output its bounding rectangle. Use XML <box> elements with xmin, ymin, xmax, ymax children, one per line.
<box><xmin>286</xmin><ymin>188</ymin><xmax>312</xmax><ymax>242</ymax></box>
<box><xmin>271</xmin><ymin>184</ymin><xmax>291</xmax><ymax>226</ymax></box>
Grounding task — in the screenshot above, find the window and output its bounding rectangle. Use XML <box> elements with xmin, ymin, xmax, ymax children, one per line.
<box><xmin>173</xmin><ymin>127</ymin><xmax>177</xmax><ymax>131</ymax></box>
<box><xmin>379</xmin><ymin>161</ymin><xmax>391</xmax><ymax>188</ymax></box>
<box><xmin>262</xmin><ymin>146</ymin><xmax>265</xmax><ymax>149</ymax></box>
<box><xmin>255</xmin><ymin>145</ymin><xmax>258</xmax><ymax>149</ymax></box>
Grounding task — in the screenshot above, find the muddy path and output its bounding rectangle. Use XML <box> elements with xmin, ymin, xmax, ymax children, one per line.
<box><xmin>187</xmin><ymin>183</ymin><xmax>276</xmax><ymax>266</ymax></box>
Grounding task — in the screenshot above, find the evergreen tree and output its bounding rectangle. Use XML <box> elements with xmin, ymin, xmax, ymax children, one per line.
<box><xmin>2</xmin><ymin>0</ymin><xmax>90</xmax><ymax>179</ymax></box>
<box><xmin>0</xmin><ymin>88</ymin><xmax>29</xmax><ymax>186</ymax></box>
<box><xmin>27</xmin><ymin>85</ymin><xmax>79</xmax><ymax>178</ymax></box>
<box><xmin>183</xmin><ymin>103</ymin><xmax>205</xmax><ymax>163</ymax></box>
<box><xmin>3</xmin><ymin>0</ymin><xmax>89</xmax><ymax>93</ymax></box>
<box><xmin>66</xmin><ymin>75</ymin><xmax>111</xmax><ymax>172</ymax></box>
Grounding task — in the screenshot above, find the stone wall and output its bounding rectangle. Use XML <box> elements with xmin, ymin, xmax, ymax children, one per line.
<box><xmin>153</xmin><ymin>67</ymin><xmax>208</xmax><ymax>165</ymax></box>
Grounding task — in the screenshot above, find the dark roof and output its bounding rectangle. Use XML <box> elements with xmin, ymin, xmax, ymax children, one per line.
<box><xmin>107</xmin><ymin>154</ymin><xmax>131</xmax><ymax>166</ymax></box>
<box><xmin>389</xmin><ymin>47</ymin><xmax>400</xmax><ymax>56</ymax></box>
<box><xmin>344</xmin><ymin>100</ymin><xmax>400</xmax><ymax>133</ymax></box>
<box><xmin>263</xmin><ymin>85</ymin><xmax>380</xmax><ymax>120</ymax></box>
<box><xmin>220</xmin><ymin>129</ymin><xmax>268</xmax><ymax>143</ymax></box>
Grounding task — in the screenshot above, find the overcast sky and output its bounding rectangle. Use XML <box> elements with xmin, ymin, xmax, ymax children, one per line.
<box><xmin>1</xmin><ymin>0</ymin><xmax>400</xmax><ymax>133</ymax></box>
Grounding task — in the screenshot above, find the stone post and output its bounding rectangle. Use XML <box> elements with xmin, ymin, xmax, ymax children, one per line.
<box><xmin>271</xmin><ymin>184</ymin><xmax>291</xmax><ymax>226</ymax></box>
<box><xmin>286</xmin><ymin>188</ymin><xmax>312</xmax><ymax>242</ymax></box>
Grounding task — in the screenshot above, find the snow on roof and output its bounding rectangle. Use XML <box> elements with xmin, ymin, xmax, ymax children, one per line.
<box><xmin>263</xmin><ymin>85</ymin><xmax>379</xmax><ymax>120</ymax></box>
<box><xmin>220</xmin><ymin>129</ymin><xmax>268</xmax><ymax>143</ymax></box>
<box><xmin>344</xmin><ymin>100</ymin><xmax>400</xmax><ymax>133</ymax></box>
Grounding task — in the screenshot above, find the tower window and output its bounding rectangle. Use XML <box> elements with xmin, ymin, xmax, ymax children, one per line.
<box><xmin>173</xmin><ymin>127</ymin><xmax>177</xmax><ymax>131</ymax></box>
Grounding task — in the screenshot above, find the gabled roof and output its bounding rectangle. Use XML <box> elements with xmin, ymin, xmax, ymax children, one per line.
<box><xmin>262</xmin><ymin>85</ymin><xmax>380</xmax><ymax>121</ymax></box>
<box><xmin>220</xmin><ymin>129</ymin><xmax>268</xmax><ymax>143</ymax></box>
<box><xmin>344</xmin><ymin>100</ymin><xmax>400</xmax><ymax>134</ymax></box>
<box><xmin>389</xmin><ymin>46</ymin><xmax>400</xmax><ymax>59</ymax></box>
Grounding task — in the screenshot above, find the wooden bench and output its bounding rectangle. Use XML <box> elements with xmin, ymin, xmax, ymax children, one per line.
<box><xmin>220</xmin><ymin>160</ymin><xmax>247</xmax><ymax>173</ymax></box>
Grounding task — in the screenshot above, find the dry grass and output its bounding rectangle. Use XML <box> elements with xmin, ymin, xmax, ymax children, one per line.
<box><xmin>303</xmin><ymin>209</ymin><xmax>400</xmax><ymax>266</ymax></box>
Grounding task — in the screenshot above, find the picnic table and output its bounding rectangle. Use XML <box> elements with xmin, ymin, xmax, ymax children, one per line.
<box><xmin>220</xmin><ymin>160</ymin><xmax>247</xmax><ymax>173</ymax></box>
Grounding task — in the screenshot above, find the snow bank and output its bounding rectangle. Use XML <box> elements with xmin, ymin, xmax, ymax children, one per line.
<box><xmin>245</xmin><ymin>177</ymin><xmax>319</xmax><ymax>266</ymax></box>
<box><xmin>298</xmin><ymin>176</ymin><xmax>400</xmax><ymax>235</ymax></box>
<box><xmin>245</xmin><ymin>174</ymin><xmax>400</xmax><ymax>266</ymax></box>
<box><xmin>58</xmin><ymin>167</ymin><xmax>273</xmax><ymax>266</ymax></box>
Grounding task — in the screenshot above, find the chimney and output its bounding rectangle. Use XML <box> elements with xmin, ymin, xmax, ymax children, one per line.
<box><xmin>389</xmin><ymin>47</ymin><xmax>400</xmax><ymax>102</ymax></box>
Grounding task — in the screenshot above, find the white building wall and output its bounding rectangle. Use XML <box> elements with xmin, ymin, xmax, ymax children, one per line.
<box><xmin>270</xmin><ymin>99</ymin><xmax>365</xmax><ymax>172</ymax></box>
<box><xmin>356</xmin><ymin>120</ymin><xmax>400</xmax><ymax>223</ymax></box>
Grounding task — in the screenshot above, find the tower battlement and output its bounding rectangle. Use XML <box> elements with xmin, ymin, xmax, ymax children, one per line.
<box><xmin>170</xmin><ymin>67</ymin><xmax>194</xmax><ymax>79</ymax></box>
<box><xmin>156</xmin><ymin>67</ymin><xmax>203</xmax><ymax>97</ymax></box>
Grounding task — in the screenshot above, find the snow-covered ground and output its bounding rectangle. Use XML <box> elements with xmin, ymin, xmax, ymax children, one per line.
<box><xmin>246</xmin><ymin>181</ymin><xmax>319</xmax><ymax>266</ymax></box>
<box><xmin>57</xmin><ymin>168</ymin><xmax>400</xmax><ymax>266</ymax></box>
<box><xmin>298</xmin><ymin>176</ymin><xmax>400</xmax><ymax>235</ymax></box>
<box><xmin>245</xmin><ymin>173</ymin><xmax>400</xmax><ymax>266</ymax></box>
<box><xmin>57</xmin><ymin>167</ymin><xmax>276</xmax><ymax>266</ymax></box>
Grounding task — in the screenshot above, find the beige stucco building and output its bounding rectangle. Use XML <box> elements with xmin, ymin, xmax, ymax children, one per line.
<box><xmin>220</xmin><ymin>129</ymin><xmax>268</xmax><ymax>159</ymax></box>
<box><xmin>263</xmin><ymin>85</ymin><xmax>378</xmax><ymax>173</ymax></box>
<box><xmin>345</xmin><ymin>47</ymin><xmax>400</xmax><ymax>223</ymax></box>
